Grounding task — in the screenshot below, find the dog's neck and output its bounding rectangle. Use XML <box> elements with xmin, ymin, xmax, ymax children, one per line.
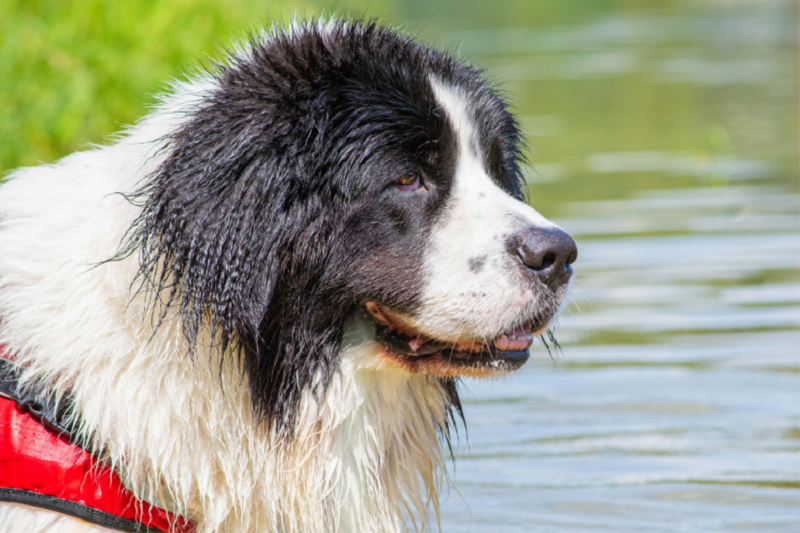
<box><xmin>146</xmin><ymin>314</ymin><xmax>453</xmax><ymax>532</ymax></box>
<box><xmin>310</xmin><ymin>313</ymin><xmax>452</xmax><ymax>532</ymax></box>
<box><xmin>6</xmin><ymin>292</ymin><xmax>449</xmax><ymax>533</ymax></box>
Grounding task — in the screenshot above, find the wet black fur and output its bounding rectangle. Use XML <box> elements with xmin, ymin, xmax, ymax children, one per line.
<box><xmin>123</xmin><ymin>20</ymin><xmax>526</xmax><ymax>434</ymax></box>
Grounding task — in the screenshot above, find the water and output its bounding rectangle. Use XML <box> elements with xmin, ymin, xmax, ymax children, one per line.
<box><xmin>397</xmin><ymin>1</ymin><xmax>800</xmax><ymax>531</ymax></box>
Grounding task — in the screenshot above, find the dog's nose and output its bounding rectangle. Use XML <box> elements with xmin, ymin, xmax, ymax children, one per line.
<box><xmin>510</xmin><ymin>226</ymin><xmax>578</xmax><ymax>288</ymax></box>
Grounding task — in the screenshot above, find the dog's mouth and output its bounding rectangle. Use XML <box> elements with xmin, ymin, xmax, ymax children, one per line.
<box><xmin>365</xmin><ymin>302</ymin><xmax>541</xmax><ymax>377</ymax></box>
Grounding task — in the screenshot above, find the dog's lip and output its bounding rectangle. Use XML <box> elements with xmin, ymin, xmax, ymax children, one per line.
<box><xmin>364</xmin><ymin>302</ymin><xmax>534</xmax><ymax>371</ymax></box>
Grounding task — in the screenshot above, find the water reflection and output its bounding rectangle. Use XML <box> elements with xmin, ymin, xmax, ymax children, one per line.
<box><xmin>413</xmin><ymin>0</ymin><xmax>800</xmax><ymax>531</ymax></box>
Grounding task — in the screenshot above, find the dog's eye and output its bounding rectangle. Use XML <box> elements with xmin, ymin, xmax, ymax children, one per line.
<box><xmin>395</xmin><ymin>171</ymin><xmax>421</xmax><ymax>191</ymax></box>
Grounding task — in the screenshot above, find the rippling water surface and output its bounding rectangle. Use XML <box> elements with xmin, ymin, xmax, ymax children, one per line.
<box><xmin>400</xmin><ymin>1</ymin><xmax>800</xmax><ymax>531</ymax></box>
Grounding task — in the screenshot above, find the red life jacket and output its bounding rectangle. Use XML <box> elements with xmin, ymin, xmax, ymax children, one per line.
<box><xmin>0</xmin><ymin>351</ymin><xmax>195</xmax><ymax>533</ymax></box>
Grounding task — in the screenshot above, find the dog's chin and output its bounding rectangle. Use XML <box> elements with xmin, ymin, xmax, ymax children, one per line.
<box><xmin>364</xmin><ymin>302</ymin><xmax>551</xmax><ymax>378</ymax></box>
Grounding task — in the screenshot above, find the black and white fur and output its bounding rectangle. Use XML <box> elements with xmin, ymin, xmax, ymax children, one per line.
<box><xmin>0</xmin><ymin>20</ymin><xmax>575</xmax><ymax>533</ymax></box>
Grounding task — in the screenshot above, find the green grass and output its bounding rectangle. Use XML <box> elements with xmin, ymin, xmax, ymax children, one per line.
<box><xmin>0</xmin><ymin>0</ymin><xmax>397</xmax><ymax>174</ymax></box>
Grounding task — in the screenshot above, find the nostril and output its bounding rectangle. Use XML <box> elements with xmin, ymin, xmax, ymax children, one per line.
<box><xmin>516</xmin><ymin>245</ymin><xmax>550</xmax><ymax>271</ymax></box>
<box><xmin>517</xmin><ymin>244</ymin><xmax>560</xmax><ymax>272</ymax></box>
<box><xmin>541</xmin><ymin>252</ymin><xmax>556</xmax><ymax>270</ymax></box>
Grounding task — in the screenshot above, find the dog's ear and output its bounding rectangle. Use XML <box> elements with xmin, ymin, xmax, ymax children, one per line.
<box><xmin>120</xmin><ymin>66</ymin><xmax>354</xmax><ymax>433</ymax></box>
<box><xmin>124</xmin><ymin>137</ymin><xmax>350</xmax><ymax>432</ymax></box>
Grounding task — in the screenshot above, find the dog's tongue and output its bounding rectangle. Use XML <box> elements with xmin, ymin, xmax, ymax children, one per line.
<box><xmin>407</xmin><ymin>336</ymin><xmax>429</xmax><ymax>352</ymax></box>
<box><xmin>494</xmin><ymin>325</ymin><xmax>534</xmax><ymax>352</ymax></box>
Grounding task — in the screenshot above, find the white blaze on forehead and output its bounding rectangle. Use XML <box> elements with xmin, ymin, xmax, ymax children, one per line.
<box><xmin>417</xmin><ymin>78</ymin><xmax>559</xmax><ymax>339</ymax></box>
<box><xmin>428</xmin><ymin>78</ymin><xmax>555</xmax><ymax>227</ymax></box>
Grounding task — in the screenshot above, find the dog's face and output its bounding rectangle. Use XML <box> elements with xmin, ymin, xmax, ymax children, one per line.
<box><xmin>339</xmin><ymin>77</ymin><xmax>576</xmax><ymax>378</ymax></box>
<box><xmin>128</xmin><ymin>21</ymin><xmax>576</xmax><ymax>429</ymax></box>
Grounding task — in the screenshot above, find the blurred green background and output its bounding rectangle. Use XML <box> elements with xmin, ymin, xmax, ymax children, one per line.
<box><xmin>2</xmin><ymin>1</ymin><xmax>798</xmax><ymax>531</ymax></box>
<box><xmin>0</xmin><ymin>0</ymin><xmax>418</xmax><ymax>172</ymax></box>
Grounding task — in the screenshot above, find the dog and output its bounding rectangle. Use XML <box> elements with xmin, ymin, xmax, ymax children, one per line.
<box><xmin>0</xmin><ymin>19</ymin><xmax>576</xmax><ymax>533</ymax></box>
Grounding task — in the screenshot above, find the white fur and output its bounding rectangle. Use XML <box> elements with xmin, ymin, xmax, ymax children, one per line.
<box><xmin>0</xmin><ymin>78</ymin><xmax>450</xmax><ymax>533</ymax></box>
<box><xmin>419</xmin><ymin>79</ymin><xmax>560</xmax><ymax>340</ymax></box>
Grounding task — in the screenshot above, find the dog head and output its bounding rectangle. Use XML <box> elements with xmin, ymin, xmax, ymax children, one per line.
<box><xmin>126</xmin><ymin>20</ymin><xmax>576</xmax><ymax>432</ymax></box>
